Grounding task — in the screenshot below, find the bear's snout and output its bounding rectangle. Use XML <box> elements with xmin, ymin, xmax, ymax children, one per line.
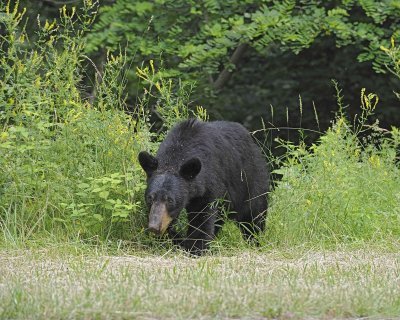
<box><xmin>148</xmin><ymin>202</ymin><xmax>172</xmax><ymax>235</ymax></box>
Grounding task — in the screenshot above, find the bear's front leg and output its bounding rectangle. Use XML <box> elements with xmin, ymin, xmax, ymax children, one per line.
<box><xmin>183</xmin><ymin>209</ymin><xmax>217</xmax><ymax>256</ymax></box>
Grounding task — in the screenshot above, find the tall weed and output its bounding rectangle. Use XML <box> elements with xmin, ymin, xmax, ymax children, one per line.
<box><xmin>0</xmin><ymin>1</ymin><xmax>153</xmax><ymax>245</ymax></box>
<box><xmin>0</xmin><ymin>1</ymin><xmax>205</xmax><ymax>247</ymax></box>
<box><xmin>265</xmin><ymin>89</ymin><xmax>400</xmax><ymax>247</ymax></box>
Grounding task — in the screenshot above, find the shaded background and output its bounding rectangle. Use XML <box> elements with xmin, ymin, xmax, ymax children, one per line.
<box><xmin>19</xmin><ymin>0</ymin><xmax>400</xmax><ymax>140</ymax></box>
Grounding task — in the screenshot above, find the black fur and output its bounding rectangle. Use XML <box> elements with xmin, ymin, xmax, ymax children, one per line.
<box><xmin>138</xmin><ymin>119</ymin><xmax>269</xmax><ymax>255</ymax></box>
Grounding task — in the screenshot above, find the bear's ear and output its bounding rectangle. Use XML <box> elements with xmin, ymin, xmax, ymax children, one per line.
<box><xmin>138</xmin><ymin>151</ymin><xmax>158</xmax><ymax>176</ymax></box>
<box><xmin>179</xmin><ymin>158</ymin><xmax>201</xmax><ymax>180</ymax></box>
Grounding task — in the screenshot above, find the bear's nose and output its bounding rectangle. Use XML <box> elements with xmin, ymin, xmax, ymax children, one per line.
<box><xmin>148</xmin><ymin>202</ymin><xmax>172</xmax><ymax>235</ymax></box>
<box><xmin>148</xmin><ymin>224</ymin><xmax>161</xmax><ymax>235</ymax></box>
<box><xmin>148</xmin><ymin>205</ymin><xmax>162</xmax><ymax>234</ymax></box>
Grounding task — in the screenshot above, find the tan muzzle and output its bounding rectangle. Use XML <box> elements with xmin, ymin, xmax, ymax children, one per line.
<box><xmin>148</xmin><ymin>202</ymin><xmax>172</xmax><ymax>235</ymax></box>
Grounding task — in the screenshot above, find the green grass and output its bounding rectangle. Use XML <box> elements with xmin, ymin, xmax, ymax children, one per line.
<box><xmin>264</xmin><ymin>116</ymin><xmax>400</xmax><ymax>248</ymax></box>
<box><xmin>1</xmin><ymin>244</ymin><xmax>400</xmax><ymax>319</ymax></box>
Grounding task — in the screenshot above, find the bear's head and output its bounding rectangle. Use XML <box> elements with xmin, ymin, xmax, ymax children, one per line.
<box><xmin>138</xmin><ymin>151</ymin><xmax>202</xmax><ymax>235</ymax></box>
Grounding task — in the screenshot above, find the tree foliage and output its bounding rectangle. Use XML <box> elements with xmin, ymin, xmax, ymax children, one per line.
<box><xmin>86</xmin><ymin>0</ymin><xmax>399</xmax><ymax>92</ymax></box>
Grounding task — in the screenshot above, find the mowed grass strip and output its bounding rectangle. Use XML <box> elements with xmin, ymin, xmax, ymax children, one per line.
<box><xmin>1</xmin><ymin>248</ymin><xmax>399</xmax><ymax>319</ymax></box>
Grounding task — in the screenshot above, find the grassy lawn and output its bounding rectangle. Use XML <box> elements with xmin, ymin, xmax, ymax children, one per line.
<box><xmin>1</xmin><ymin>244</ymin><xmax>399</xmax><ymax>319</ymax></box>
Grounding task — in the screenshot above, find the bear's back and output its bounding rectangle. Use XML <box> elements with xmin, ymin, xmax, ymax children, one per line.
<box><xmin>156</xmin><ymin>119</ymin><xmax>264</xmax><ymax>175</ymax></box>
<box><xmin>156</xmin><ymin>119</ymin><xmax>268</xmax><ymax>207</ymax></box>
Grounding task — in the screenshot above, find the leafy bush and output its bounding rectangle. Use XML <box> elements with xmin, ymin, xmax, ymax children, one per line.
<box><xmin>0</xmin><ymin>1</ymin><xmax>154</xmax><ymax>245</ymax></box>
<box><xmin>0</xmin><ymin>1</ymin><xmax>207</xmax><ymax>247</ymax></box>
<box><xmin>265</xmin><ymin>89</ymin><xmax>400</xmax><ymax>247</ymax></box>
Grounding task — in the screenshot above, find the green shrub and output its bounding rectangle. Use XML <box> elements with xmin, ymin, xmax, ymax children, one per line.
<box><xmin>0</xmin><ymin>1</ymin><xmax>207</xmax><ymax>247</ymax></box>
<box><xmin>265</xmin><ymin>90</ymin><xmax>400</xmax><ymax>247</ymax></box>
<box><xmin>0</xmin><ymin>1</ymin><xmax>154</xmax><ymax>245</ymax></box>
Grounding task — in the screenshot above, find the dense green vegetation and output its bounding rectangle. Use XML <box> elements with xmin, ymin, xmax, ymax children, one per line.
<box><xmin>1</xmin><ymin>0</ymin><xmax>399</xmax><ymax>251</ymax></box>
<box><xmin>17</xmin><ymin>0</ymin><xmax>400</xmax><ymax>131</ymax></box>
<box><xmin>0</xmin><ymin>1</ymin><xmax>147</xmax><ymax>244</ymax></box>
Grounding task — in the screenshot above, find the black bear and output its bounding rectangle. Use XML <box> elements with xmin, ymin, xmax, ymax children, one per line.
<box><xmin>138</xmin><ymin>119</ymin><xmax>269</xmax><ymax>255</ymax></box>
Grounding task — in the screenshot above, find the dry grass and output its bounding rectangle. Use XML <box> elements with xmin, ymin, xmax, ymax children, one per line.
<box><xmin>1</xmin><ymin>246</ymin><xmax>400</xmax><ymax>319</ymax></box>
